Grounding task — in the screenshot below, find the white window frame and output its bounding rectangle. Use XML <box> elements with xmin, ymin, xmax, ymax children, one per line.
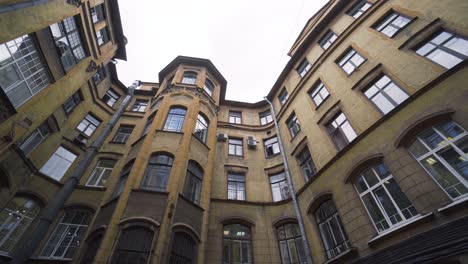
<box><xmin>204</xmin><ymin>79</ymin><xmax>214</xmax><ymax>96</ymax></box>
<box><xmin>229</xmin><ymin>111</ymin><xmax>242</xmax><ymax>124</ymax></box>
<box><xmin>227</xmin><ymin>173</ymin><xmax>246</xmax><ymax>201</ymax></box>
<box><xmin>259</xmin><ymin>110</ymin><xmax>273</xmax><ymax>125</ymax></box>
<box><xmin>375</xmin><ymin>11</ymin><xmax>412</xmax><ymax>37</ymax></box>
<box><xmin>103</xmin><ymin>88</ymin><xmax>119</xmax><ymax>107</ymax></box>
<box><xmin>76</xmin><ymin>113</ymin><xmax>101</xmax><ymax>137</ymax></box>
<box><xmin>309</xmin><ymin>81</ymin><xmax>330</xmax><ymax>107</ymax></box>
<box><xmin>416</xmin><ymin>31</ymin><xmax>468</xmax><ymax>69</ymax></box>
<box><xmin>131</xmin><ymin>100</ymin><xmax>147</xmax><ymax>112</ymax></box>
<box><xmin>319</xmin><ymin>31</ymin><xmax>338</xmax><ymax>50</ymax></box>
<box><xmin>363</xmin><ymin>74</ymin><xmax>409</xmax><ymax>114</ymax></box>
<box><xmin>337</xmin><ymin>48</ymin><xmax>366</xmax><ymax>75</ymax></box>
<box><xmin>228</xmin><ymin>138</ymin><xmax>243</xmax><ymax>157</ymax></box>
<box><xmin>181</xmin><ymin>71</ymin><xmax>197</xmax><ymax>85</ymax></box>
<box><xmin>86</xmin><ymin>159</ymin><xmax>115</xmax><ymax>187</ymax></box>
<box><xmin>112</xmin><ymin>125</ymin><xmax>133</xmax><ymax>144</ymax></box>
<box><xmin>297</xmin><ymin>59</ymin><xmax>312</xmax><ymax>78</ymax></box>
<box><xmin>19</xmin><ymin>121</ymin><xmax>51</xmax><ymax>155</ymax></box>
<box><xmin>287</xmin><ymin>113</ymin><xmax>301</xmax><ymax>138</ymax></box>
<box><xmin>348</xmin><ymin>0</ymin><xmax>372</xmax><ymax>19</ymax></box>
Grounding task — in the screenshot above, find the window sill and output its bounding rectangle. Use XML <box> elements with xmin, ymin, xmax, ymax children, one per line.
<box><xmin>266</xmin><ymin>153</ymin><xmax>281</xmax><ymax>159</ymax></box>
<box><xmin>438</xmin><ymin>195</ymin><xmax>468</xmax><ymax>213</ymax></box>
<box><xmin>323</xmin><ymin>247</ymin><xmax>356</xmax><ymax>264</ymax></box>
<box><xmin>29</xmin><ymin>256</ymin><xmax>71</xmax><ymax>262</ymax></box>
<box><xmin>109</xmin><ymin>141</ymin><xmax>127</xmax><ymax>145</ymax></box>
<box><xmin>76</xmin><ymin>185</ymin><xmax>106</xmax><ymax>191</ymax></box>
<box><xmin>368</xmin><ymin>213</ymin><xmax>433</xmax><ymax>245</ymax></box>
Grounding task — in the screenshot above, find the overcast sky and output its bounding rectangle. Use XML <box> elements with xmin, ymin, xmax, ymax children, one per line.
<box><xmin>116</xmin><ymin>0</ymin><xmax>329</xmax><ymax>103</ymax></box>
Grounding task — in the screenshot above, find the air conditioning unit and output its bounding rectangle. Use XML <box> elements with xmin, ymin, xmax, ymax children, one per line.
<box><xmin>217</xmin><ymin>133</ymin><xmax>228</xmax><ymax>142</ymax></box>
<box><xmin>247</xmin><ymin>136</ymin><xmax>257</xmax><ymax>149</ymax></box>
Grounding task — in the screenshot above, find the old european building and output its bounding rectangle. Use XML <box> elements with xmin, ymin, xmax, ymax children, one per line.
<box><xmin>0</xmin><ymin>0</ymin><xmax>467</xmax><ymax>263</ymax></box>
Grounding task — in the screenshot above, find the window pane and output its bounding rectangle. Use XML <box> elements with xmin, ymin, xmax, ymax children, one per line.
<box><xmin>438</xmin><ymin>141</ymin><xmax>468</xmax><ymax>181</ymax></box>
<box><xmin>362</xmin><ymin>193</ymin><xmax>388</xmax><ymax>232</ymax></box>
<box><xmin>421</xmin><ymin>155</ymin><xmax>467</xmax><ymax>198</ymax></box>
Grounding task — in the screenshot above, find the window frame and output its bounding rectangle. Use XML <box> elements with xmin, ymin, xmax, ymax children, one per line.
<box><xmin>141</xmin><ymin>154</ymin><xmax>174</xmax><ymax>192</ymax></box>
<box><xmin>102</xmin><ymin>88</ymin><xmax>120</xmax><ymax>107</ymax></box>
<box><xmin>181</xmin><ymin>71</ymin><xmax>198</xmax><ymax>85</ymax></box>
<box><xmin>204</xmin><ymin>79</ymin><xmax>214</xmax><ymax>97</ymax></box>
<box><xmin>228</xmin><ymin>111</ymin><xmax>242</xmax><ymax>124</ymax></box>
<box><xmin>362</xmin><ymin>74</ymin><xmax>409</xmax><ymax>115</ymax></box>
<box><xmin>76</xmin><ymin>113</ymin><xmax>101</xmax><ymax>138</ymax></box>
<box><xmin>296</xmin><ymin>59</ymin><xmax>312</xmax><ymax>78</ymax></box>
<box><xmin>228</xmin><ymin>138</ymin><xmax>244</xmax><ymax>157</ymax></box>
<box><xmin>19</xmin><ymin>121</ymin><xmax>51</xmax><ymax>155</ymax></box>
<box><xmin>183</xmin><ymin>161</ymin><xmax>204</xmax><ymax>204</ymax></box>
<box><xmin>90</xmin><ymin>4</ymin><xmax>106</xmax><ymax>24</ymax></box>
<box><xmin>85</xmin><ymin>159</ymin><xmax>116</xmax><ymax>187</ymax></box>
<box><xmin>276</xmin><ymin>223</ymin><xmax>307</xmax><ymax>263</ymax></box>
<box><xmin>259</xmin><ymin>110</ymin><xmax>273</xmax><ymax>125</ymax></box>
<box><xmin>63</xmin><ymin>90</ymin><xmax>83</xmax><ymax>115</ymax></box>
<box><xmin>296</xmin><ymin>147</ymin><xmax>316</xmax><ymax>182</ymax></box>
<box><xmin>111</xmin><ymin>125</ymin><xmax>133</xmax><ymax>144</ymax></box>
<box><xmin>163</xmin><ymin>107</ymin><xmax>187</xmax><ymax>132</ymax></box>
<box><xmin>373</xmin><ymin>11</ymin><xmax>413</xmax><ymax>38</ymax></box>
<box><xmin>309</xmin><ymin>81</ymin><xmax>330</xmax><ymax>108</ymax></box>
<box><xmin>326</xmin><ymin>112</ymin><xmax>357</xmax><ymax>151</ymax></box>
<box><xmin>286</xmin><ymin>113</ymin><xmax>301</xmax><ymax>139</ymax></box>
<box><xmin>264</xmin><ymin>136</ymin><xmax>280</xmax><ymax>158</ymax></box>
<box><xmin>227</xmin><ymin>172</ymin><xmax>246</xmax><ymax>201</ymax></box>
<box><xmin>337</xmin><ymin>48</ymin><xmax>367</xmax><ymax>75</ymax></box>
<box><xmin>194</xmin><ymin>113</ymin><xmax>209</xmax><ymax>143</ymax></box>
<box><xmin>96</xmin><ymin>27</ymin><xmax>110</xmax><ymax>47</ymax></box>
<box><xmin>269</xmin><ymin>172</ymin><xmax>290</xmax><ymax>202</ymax></box>
<box><xmin>39</xmin><ymin>146</ymin><xmax>77</xmax><ymax>181</ymax></box>
<box><xmin>347</xmin><ymin>0</ymin><xmax>372</xmax><ymax>19</ymax></box>
<box><xmin>278</xmin><ymin>88</ymin><xmax>289</xmax><ymax>105</ymax></box>
<box><xmin>223</xmin><ymin>224</ymin><xmax>253</xmax><ymax>263</ymax></box>
<box><xmin>131</xmin><ymin>100</ymin><xmax>147</xmax><ymax>112</ymax></box>
<box><xmin>111</xmin><ymin>226</ymin><xmax>154</xmax><ymax>264</ymax></box>
<box><xmin>92</xmin><ymin>66</ymin><xmax>106</xmax><ymax>85</ymax></box>
<box><xmin>112</xmin><ymin>162</ymin><xmax>133</xmax><ymax>198</ymax></box>
<box><xmin>319</xmin><ymin>31</ymin><xmax>338</xmax><ymax>50</ymax></box>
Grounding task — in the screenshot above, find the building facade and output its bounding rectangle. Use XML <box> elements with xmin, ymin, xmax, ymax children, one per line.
<box><xmin>0</xmin><ymin>0</ymin><xmax>467</xmax><ymax>263</ymax></box>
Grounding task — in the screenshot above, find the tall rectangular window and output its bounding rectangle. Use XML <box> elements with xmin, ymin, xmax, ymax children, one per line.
<box><xmin>228</xmin><ymin>138</ymin><xmax>243</xmax><ymax>157</ymax></box>
<box><xmin>374</xmin><ymin>11</ymin><xmax>412</xmax><ymax>37</ymax></box>
<box><xmin>348</xmin><ymin>1</ymin><xmax>372</xmax><ymax>19</ymax></box>
<box><xmin>363</xmin><ymin>75</ymin><xmax>409</xmax><ymax>114</ymax></box>
<box><xmin>0</xmin><ymin>35</ymin><xmax>50</xmax><ymax>108</ymax></box>
<box><xmin>286</xmin><ymin>113</ymin><xmax>301</xmax><ymax>139</ymax></box>
<box><xmin>50</xmin><ymin>16</ymin><xmax>86</xmax><ymax>72</ymax></box>
<box><xmin>194</xmin><ymin>114</ymin><xmax>209</xmax><ymax>143</ymax></box>
<box><xmin>309</xmin><ymin>81</ymin><xmax>330</xmax><ymax>107</ymax></box>
<box><xmin>91</xmin><ymin>4</ymin><xmax>106</xmax><ymax>24</ymax></box>
<box><xmin>20</xmin><ymin>121</ymin><xmax>51</xmax><ymax>155</ymax></box>
<box><xmin>113</xmin><ymin>162</ymin><xmax>133</xmax><ymax>198</ymax></box>
<box><xmin>77</xmin><ymin>113</ymin><xmax>101</xmax><ymax>137</ymax></box>
<box><xmin>102</xmin><ymin>88</ymin><xmax>120</xmax><ymax>107</ymax></box>
<box><xmin>112</xmin><ymin>125</ymin><xmax>133</xmax><ymax>144</ymax></box>
<box><xmin>163</xmin><ymin>107</ymin><xmax>186</xmax><ymax>132</ymax></box>
<box><xmin>296</xmin><ymin>59</ymin><xmax>311</xmax><ymax>78</ymax></box>
<box><xmin>270</xmin><ymin>172</ymin><xmax>290</xmax><ymax>202</ymax></box>
<box><xmin>319</xmin><ymin>31</ymin><xmax>338</xmax><ymax>50</ymax></box>
<box><xmin>416</xmin><ymin>31</ymin><xmax>468</xmax><ymax>69</ymax></box>
<box><xmin>337</xmin><ymin>48</ymin><xmax>366</xmax><ymax>75</ymax></box>
<box><xmin>296</xmin><ymin>147</ymin><xmax>316</xmax><ymax>182</ymax></box>
<box><xmin>264</xmin><ymin>136</ymin><xmax>280</xmax><ymax>158</ymax></box>
<box><xmin>92</xmin><ymin>66</ymin><xmax>106</xmax><ymax>86</ymax></box>
<box><xmin>86</xmin><ymin>159</ymin><xmax>115</xmax><ymax>187</ymax></box>
<box><xmin>63</xmin><ymin>91</ymin><xmax>83</xmax><ymax>114</ymax></box>
<box><xmin>40</xmin><ymin>146</ymin><xmax>77</xmax><ymax>181</ymax></box>
<box><xmin>131</xmin><ymin>100</ymin><xmax>147</xmax><ymax>112</ymax></box>
<box><xmin>259</xmin><ymin>110</ymin><xmax>273</xmax><ymax>125</ymax></box>
<box><xmin>183</xmin><ymin>161</ymin><xmax>203</xmax><ymax>204</ymax></box>
<box><xmin>96</xmin><ymin>27</ymin><xmax>110</xmax><ymax>46</ymax></box>
<box><xmin>142</xmin><ymin>113</ymin><xmax>155</xmax><ymax>135</ymax></box>
<box><xmin>326</xmin><ymin>112</ymin><xmax>357</xmax><ymax>150</ymax></box>
<box><xmin>278</xmin><ymin>88</ymin><xmax>289</xmax><ymax>105</ymax></box>
<box><xmin>227</xmin><ymin>173</ymin><xmax>246</xmax><ymax>200</ymax></box>
<box><xmin>229</xmin><ymin>111</ymin><xmax>242</xmax><ymax>124</ymax></box>
<box><xmin>141</xmin><ymin>154</ymin><xmax>173</xmax><ymax>191</ymax></box>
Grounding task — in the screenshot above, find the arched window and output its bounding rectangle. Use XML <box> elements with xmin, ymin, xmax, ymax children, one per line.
<box><xmin>80</xmin><ymin>232</ymin><xmax>103</xmax><ymax>264</ymax></box>
<box><xmin>183</xmin><ymin>161</ymin><xmax>203</xmax><ymax>204</ymax></box>
<box><xmin>170</xmin><ymin>232</ymin><xmax>197</xmax><ymax>263</ymax></box>
<box><xmin>277</xmin><ymin>223</ymin><xmax>307</xmax><ymax>264</ymax></box>
<box><xmin>182</xmin><ymin>71</ymin><xmax>197</xmax><ymax>85</ymax></box>
<box><xmin>0</xmin><ymin>196</ymin><xmax>41</xmax><ymax>253</ymax></box>
<box><xmin>141</xmin><ymin>153</ymin><xmax>174</xmax><ymax>191</ymax></box>
<box><xmin>314</xmin><ymin>200</ymin><xmax>349</xmax><ymax>260</ymax></box>
<box><xmin>111</xmin><ymin>226</ymin><xmax>154</xmax><ymax>264</ymax></box>
<box><xmin>164</xmin><ymin>107</ymin><xmax>187</xmax><ymax>132</ymax></box>
<box><xmin>194</xmin><ymin>114</ymin><xmax>209</xmax><ymax>143</ymax></box>
<box><xmin>355</xmin><ymin>163</ymin><xmax>418</xmax><ymax>233</ymax></box>
<box><xmin>408</xmin><ymin>121</ymin><xmax>467</xmax><ymax>200</ymax></box>
<box><xmin>41</xmin><ymin>208</ymin><xmax>93</xmax><ymax>259</ymax></box>
<box><xmin>204</xmin><ymin>79</ymin><xmax>214</xmax><ymax>96</ymax></box>
<box><xmin>113</xmin><ymin>161</ymin><xmax>134</xmax><ymax>198</ymax></box>
<box><xmin>223</xmin><ymin>224</ymin><xmax>253</xmax><ymax>264</ymax></box>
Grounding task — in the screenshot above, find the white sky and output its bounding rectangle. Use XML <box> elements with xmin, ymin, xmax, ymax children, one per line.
<box><xmin>116</xmin><ymin>0</ymin><xmax>329</xmax><ymax>103</ymax></box>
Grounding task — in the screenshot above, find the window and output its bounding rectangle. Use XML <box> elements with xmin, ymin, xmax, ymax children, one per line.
<box><xmin>375</xmin><ymin>11</ymin><xmax>412</xmax><ymax>37</ymax></box>
<box><xmin>348</xmin><ymin>1</ymin><xmax>372</xmax><ymax>19</ymax></box>
<box><xmin>309</xmin><ymin>81</ymin><xmax>330</xmax><ymax>107</ymax></box>
<box><xmin>264</xmin><ymin>136</ymin><xmax>280</xmax><ymax>158</ymax></box>
<box><xmin>164</xmin><ymin>107</ymin><xmax>186</xmax><ymax>132</ymax></box>
<box><xmin>364</xmin><ymin>75</ymin><xmax>409</xmax><ymax>114</ymax></box>
<box><xmin>50</xmin><ymin>16</ymin><xmax>86</xmax><ymax>72</ymax></box>
<box><xmin>112</xmin><ymin>125</ymin><xmax>133</xmax><ymax>144</ymax></box>
<box><xmin>326</xmin><ymin>112</ymin><xmax>357</xmax><ymax>151</ymax></box>
<box><xmin>315</xmin><ymin>200</ymin><xmax>349</xmax><ymax>260</ymax></box>
<box><xmin>297</xmin><ymin>59</ymin><xmax>312</xmax><ymax>78</ymax></box>
<box><xmin>40</xmin><ymin>146</ymin><xmax>77</xmax><ymax>181</ymax></box>
<box><xmin>0</xmin><ymin>196</ymin><xmax>41</xmax><ymax>253</ymax></box>
<box><xmin>96</xmin><ymin>27</ymin><xmax>110</xmax><ymax>46</ymax></box>
<box><xmin>80</xmin><ymin>233</ymin><xmax>103</xmax><ymax>264</ymax></box>
<box><xmin>113</xmin><ymin>162</ymin><xmax>133</xmax><ymax>198</ymax></box>
<box><xmin>228</xmin><ymin>138</ymin><xmax>243</xmax><ymax>157</ymax></box>
<box><xmin>287</xmin><ymin>113</ymin><xmax>301</xmax><ymax>138</ymax></box>
<box><xmin>229</xmin><ymin>111</ymin><xmax>242</xmax><ymax>124</ymax></box>
<box><xmin>170</xmin><ymin>232</ymin><xmax>196</xmax><ymax>263</ymax></box>
<box><xmin>86</xmin><ymin>159</ymin><xmax>116</xmax><ymax>187</ymax></box>
<box><xmin>296</xmin><ymin>147</ymin><xmax>316</xmax><ymax>182</ymax></box>
<box><xmin>141</xmin><ymin>154</ymin><xmax>174</xmax><ymax>191</ymax></box>
<box><xmin>103</xmin><ymin>88</ymin><xmax>120</xmax><ymax>107</ymax></box>
<box><xmin>77</xmin><ymin>113</ymin><xmax>101</xmax><ymax>137</ymax></box>
<box><xmin>0</xmin><ymin>35</ymin><xmax>50</xmax><ymax>108</ymax></box>
<box><xmin>319</xmin><ymin>31</ymin><xmax>338</xmax><ymax>50</ymax></box>
<box><xmin>408</xmin><ymin>121</ymin><xmax>468</xmax><ymax>200</ymax></box>
<box><xmin>111</xmin><ymin>227</ymin><xmax>154</xmax><ymax>264</ymax></box>
<box><xmin>204</xmin><ymin>79</ymin><xmax>214</xmax><ymax>96</ymax></box>
<box><xmin>142</xmin><ymin>113</ymin><xmax>155</xmax><ymax>135</ymax></box>
<box><xmin>416</xmin><ymin>31</ymin><xmax>468</xmax><ymax>69</ymax></box>
<box><xmin>277</xmin><ymin>223</ymin><xmax>306</xmax><ymax>264</ymax></box>
<box><xmin>41</xmin><ymin>208</ymin><xmax>93</xmax><ymax>259</ymax></box>
<box><xmin>227</xmin><ymin>172</ymin><xmax>246</xmax><ymax>200</ymax></box>
<box><xmin>20</xmin><ymin>121</ymin><xmax>51</xmax><ymax>155</ymax></box>
<box><xmin>355</xmin><ymin>163</ymin><xmax>418</xmax><ymax>232</ymax></box>
<box><xmin>181</xmin><ymin>71</ymin><xmax>197</xmax><ymax>85</ymax></box>
<box><xmin>259</xmin><ymin>110</ymin><xmax>273</xmax><ymax>125</ymax></box>
<box><xmin>194</xmin><ymin>114</ymin><xmax>209</xmax><ymax>143</ymax></box>
<box><xmin>131</xmin><ymin>100</ymin><xmax>147</xmax><ymax>112</ymax></box>
<box><xmin>63</xmin><ymin>91</ymin><xmax>83</xmax><ymax>114</ymax></box>
<box><xmin>278</xmin><ymin>88</ymin><xmax>289</xmax><ymax>105</ymax></box>
<box><xmin>92</xmin><ymin>66</ymin><xmax>106</xmax><ymax>85</ymax></box>
<box><xmin>223</xmin><ymin>224</ymin><xmax>253</xmax><ymax>263</ymax></box>
<box><xmin>90</xmin><ymin>4</ymin><xmax>106</xmax><ymax>24</ymax></box>
<box><xmin>337</xmin><ymin>48</ymin><xmax>366</xmax><ymax>75</ymax></box>
<box><xmin>270</xmin><ymin>172</ymin><xmax>290</xmax><ymax>202</ymax></box>
<box><xmin>183</xmin><ymin>161</ymin><xmax>203</xmax><ymax>204</ymax></box>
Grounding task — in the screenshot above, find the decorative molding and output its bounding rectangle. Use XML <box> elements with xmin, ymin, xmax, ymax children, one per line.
<box><xmin>160</xmin><ymin>85</ymin><xmax>220</xmax><ymax>114</ymax></box>
<box><xmin>66</xmin><ymin>0</ymin><xmax>81</xmax><ymax>7</ymax></box>
<box><xmin>86</xmin><ymin>60</ymin><xmax>98</xmax><ymax>73</ymax></box>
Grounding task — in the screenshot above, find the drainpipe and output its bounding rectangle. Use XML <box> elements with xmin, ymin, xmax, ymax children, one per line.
<box><xmin>10</xmin><ymin>81</ymin><xmax>139</xmax><ymax>264</ymax></box>
<box><xmin>264</xmin><ymin>97</ymin><xmax>313</xmax><ymax>264</ymax></box>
